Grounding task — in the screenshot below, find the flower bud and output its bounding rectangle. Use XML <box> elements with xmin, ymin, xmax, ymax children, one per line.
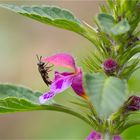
<box><xmin>113</xmin><ymin>135</ymin><xmax>122</xmax><ymax>140</ymax></box>
<box><xmin>127</xmin><ymin>42</ymin><xmax>133</xmax><ymax>47</ymax></box>
<box><xmin>127</xmin><ymin>96</ymin><xmax>140</xmax><ymax>111</ymax></box>
<box><xmin>133</xmin><ymin>37</ymin><xmax>139</xmax><ymax>43</ymax></box>
<box><xmin>86</xmin><ymin>131</ymin><xmax>122</xmax><ymax>140</ymax></box>
<box><xmin>86</xmin><ymin>131</ymin><xmax>101</xmax><ymax>140</ymax></box>
<box><xmin>103</xmin><ymin>58</ymin><xmax>118</xmax><ymax>75</ymax></box>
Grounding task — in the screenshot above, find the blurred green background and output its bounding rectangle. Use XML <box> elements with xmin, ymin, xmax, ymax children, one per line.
<box><xmin>0</xmin><ymin>0</ymin><xmax>140</xmax><ymax>139</ymax></box>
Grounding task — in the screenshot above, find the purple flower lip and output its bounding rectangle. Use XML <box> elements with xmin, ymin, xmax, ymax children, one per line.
<box><xmin>103</xmin><ymin>58</ymin><xmax>118</xmax><ymax>75</ymax></box>
<box><xmin>86</xmin><ymin>130</ymin><xmax>122</xmax><ymax>140</ymax></box>
<box><xmin>127</xmin><ymin>95</ymin><xmax>140</xmax><ymax>111</ymax></box>
<box><xmin>113</xmin><ymin>135</ymin><xmax>122</xmax><ymax>140</ymax></box>
<box><xmin>86</xmin><ymin>131</ymin><xmax>102</xmax><ymax>140</ymax></box>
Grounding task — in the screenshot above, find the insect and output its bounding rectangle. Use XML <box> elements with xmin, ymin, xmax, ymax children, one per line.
<box><xmin>36</xmin><ymin>55</ymin><xmax>52</xmax><ymax>86</ymax></box>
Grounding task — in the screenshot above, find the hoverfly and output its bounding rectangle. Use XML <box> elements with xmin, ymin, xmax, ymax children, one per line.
<box><xmin>36</xmin><ymin>55</ymin><xmax>52</xmax><ymax>86</ymax></box>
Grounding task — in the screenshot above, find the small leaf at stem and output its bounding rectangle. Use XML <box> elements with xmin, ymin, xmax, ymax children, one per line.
<box><xmin>97</xmin><ymin>13</ymin><xmax>130</xmax><ymax>35</ymax></box>
<box><xmin>111</xmin><ymin>19</ymin><xmax>130</xmax><ymax>35</ymax></box>
<box><xmin>97</xmin><ymin>13</ymin><xmax>115</xmax><ymax>33</ymax></box>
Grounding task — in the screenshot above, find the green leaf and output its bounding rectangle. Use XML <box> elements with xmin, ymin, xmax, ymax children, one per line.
<box><xmin>111</xmin><ymin>19</ymin><xmax>130</xmax><ymax>35</ymax></box>
<box><xmin>70</xmin><ymin>100</ymin><xmax>89</xmax><ymax>108</ymax></box>
<box><xmin>118</xmin><ymin>111</ymin><xmax>140</xmax><ymax>133</ymax></box>
<box><xmin>0</xmin><ymin>97</ymin><xmax>92</xmax><ymax>126</ymax></box>
<box><xmin>119</xmin><ymin>57</ymin><xmax>140</xmax><ymax>79</ymax></box>
<box><xmin>0</xmin><ymin>84</ymin><xmax>42</xmax><ymax>104</ymax></box>
<box><xmin>97</xmin><ymin>13</ymin><xmax>130</xmax><ymax>35</ymax></box>
<box><xmin>85</xmin><ymin>73</ymin><xmax>129</xmax><ymax>119</ymax></box>
<box><xmin>118</xmin><ymin>44</ymin><xmax>140</xmax><ymax>65</ymax></box>
<box><xmin>97</xmin><ymin>13</ymin><xmax>115</xmax><ymax>33</ymax></box>
<box><xmin>0</xmin><ymin>4</ymin><xmax>99</xmax><ymax>46</ymax></box>
<box><xmin>0</xmin><ymin>84</ymin><xmax>92</xmax><ymax>126</ymax></box>
<box><xmin>0</xmin><ymin>4</ymin><xmax>84</xmax><ymax>34</ymax></box>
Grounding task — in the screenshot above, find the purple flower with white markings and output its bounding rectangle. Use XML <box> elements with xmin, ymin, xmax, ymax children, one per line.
<box><xmin>86</xmin><ymin>131</ymin><xmax>122</xmax><ymax>140</ymax></box>
<box><xmin>39</xmin><ymin>53</ymin><xmax>87</xmax><ymax>104</ymax></box>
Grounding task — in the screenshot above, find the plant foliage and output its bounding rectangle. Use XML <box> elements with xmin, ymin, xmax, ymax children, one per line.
<box><xmin>0</xmin><ymin>0</ymin><xmax>140</xmax><ymax>138</ymax></box>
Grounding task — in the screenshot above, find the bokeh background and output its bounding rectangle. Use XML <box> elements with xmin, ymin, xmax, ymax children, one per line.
<box><xmin>0</xmin><ymin>0</ymin><xmax>140</xmax><ymax>139</ymax></box>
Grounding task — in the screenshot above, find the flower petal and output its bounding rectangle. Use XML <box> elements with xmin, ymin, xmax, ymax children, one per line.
<box><xmin>39</xmin><ymin>91</ymin><xmax>55</xmax><ymax>104</ymax></box>
<box><xmin>86</xmin><ymin>131</ymin><xmax>121</xmax><ymax>140</ymax></box>
<box><xmin>86</xmin><ymin>131</ymin><xmax>102</xmax><ymax>140</ymax></box>
<box><xmin>54</xmin><ymin>71</ymin><xmax>73</xmax><ymax>81</ymax></box>
<box><xmin>71</xmin><ymin>68</ymin><xmax>86</xmax><ymax>98</ymax></box>
<box><xmin>113</xmin><ymin>135</ymin><xmax>122</xmax><ymax>140</ymax></box>
<box><xmin>39</xmin><ymin>72</ymin><xmax>74</xmax><ymax>103</ymax></box>
<box><xmin>42</xmin><ymin>53</ymin><xmax>76</xmax><ymax>70</ymax></box>
<box><xmin>51</xmin><ymin>74</ymin><xmax>74</xmax><ymax>93</ymax></box>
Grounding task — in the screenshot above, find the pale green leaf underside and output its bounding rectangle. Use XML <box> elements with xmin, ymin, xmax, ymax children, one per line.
<box><xmin>0</xmin><ymin>84</ymin><xmax>91</xmax><ymax>126</ymax></box>
<box><xmin>97</xmin><ymin>13</ymin><xmax>130</xmax><ymax>35</ymax></box>
<box><xmin>0</xmin><ymin>84</ymin><xmax>42</xmax><ymax>104</ymax></box>
<box><xmin>111</xmin><ymin>19</ymin><xmax>130</xmax><ymax>35</ymax></box>
<box><xmin>0</xmin><ymin>4</ymin><xmax>85</xmax><ymax>34</ymax></box>
<box><xmin>85</xmin><ymin>73</ymin><xmax>128</xmax><ymax>119</ymax></box>
<box><xmin>97</xmin><ymin>13</ymin><xmax>115</xmax><ymax>33</ymax></box>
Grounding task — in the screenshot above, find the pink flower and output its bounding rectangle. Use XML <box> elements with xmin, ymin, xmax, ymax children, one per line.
<box><xmin>86</xmin><ymin>131</ymin><xmax>102</xmax><ymax>140</ymax></box>
<box><xmin>39</xmin><ymin>53</ymin><xmax>87</xmax><ymax>104</ymax></box>
<box><xmin>86</xmin><ymin>131</ymin><xmax>122</xmax><ymax>140</ymax></box>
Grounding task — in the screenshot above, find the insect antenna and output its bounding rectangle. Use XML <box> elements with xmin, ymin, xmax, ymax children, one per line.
<box><xmin>36</xmin><ymin>54</ymin><xmax>42</xmax><ymax>62</ymax></box>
